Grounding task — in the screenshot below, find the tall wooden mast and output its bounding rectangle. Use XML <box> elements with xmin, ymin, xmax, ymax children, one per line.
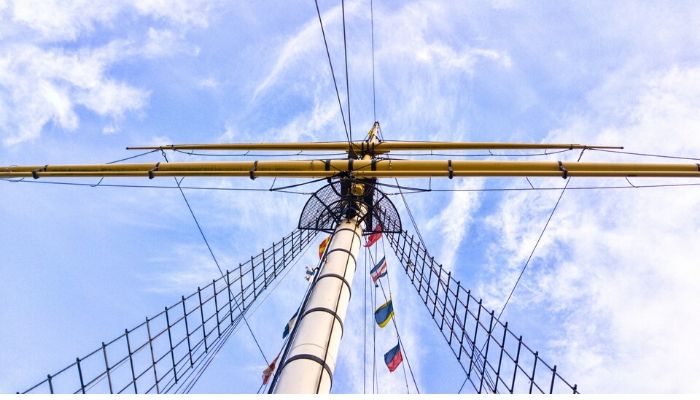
<box><xmin>269</xmin><ymin>123</ymin><xmax>380</xmax><ymax>393</ymax></box>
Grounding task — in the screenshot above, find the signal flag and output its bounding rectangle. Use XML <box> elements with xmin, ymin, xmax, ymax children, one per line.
<box><xmin>374</xmin><ymin>299</ymin><xmax>394</xmax><ymax>328</ymax></box>
<box><xmin>364</xmin><ymin>224</ymin><xmax>382</xmax><ymax>248</ymax></box>
<box><xmin>384</xmin><ymin>343</ymin><xmax>403</xmax><ymax>372</ymax></box>
<box><xmin>318</xmin><ymin>235</ymin><xmax>331</xmax><ymax>258</ymax></box>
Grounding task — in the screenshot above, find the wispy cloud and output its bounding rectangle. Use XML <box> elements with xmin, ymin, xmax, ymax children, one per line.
<box><xmin>425</xmin><ymin>178</ymin><xmax>484</xmax><ymax>272</ymax></box>
<box><xmin>0</xmin><ymin>0</ymin><xmax>216</xmax><ymax>146</ymax></box>
<box><xmin>478</xmin><ymin>66</ymin><xmax>700</xmax><ymax>392</ymax></box>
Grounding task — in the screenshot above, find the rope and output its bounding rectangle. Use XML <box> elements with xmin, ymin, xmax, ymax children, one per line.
<box><xmin>495</xmin><ymin>149</ymin><xmax>582</xmax><ymax>320</ymax></box>
<box><xmin>385</xmin><ymin>248</ymin><xmax>412</xmax><ymax>395</ymax></box>
<box><xmin>0</xmin><ymin>178</ymin><xmax>315</xmax><ymax>194</ymax></box>
<box><xmin>394</xmin><ymin>178</ymin><xmax>428</xmax><ymax>249</ymax></box>
<box><xmin>367</xmin><ymin>241</ymin><xmax>421</xmax><ymax>394</ymax></box>
<box><xmin>457</xmin><ymin>377</ymin><xmax>469</xmax><ymax>393</ymax></box>
<box><xmin>497</xmin><ymin>178</ymin><xmax>569</xmax><ymax>318</ymax></box>
<box><xmin>180</xmin><ymin>324</ymin><xmax>235</xmax><ymax>393</ymax></box>
<box><xmin>161</xmin><ymin>152</ymin><xmax>270</xmax><ymax>371</ymax></box>
<box><xmin>106</xmin><ymin>149</ymin><xmax>160</xmax><ymax>164</ymax></box>
<box><xmin>589</xmin><ymin>147</ymin><xmax>700</xmax><ymax>161</ymax></box>
<box><xmin>341</xmin><ymin>0</ymin><xmax>353</xmax><ymax>144</ymax></box>
<box><xmin>88</xmin><ymin>149</ymin><xmax>161</xmax><ymax>187</ymax></box>
<box><xmin>381</xmin><ymin>148</ymin><xmax>575</xmax><ymax>158</ymax></box>
<box><xmin>370</xmin><ymin>0</ymin><xmax>377</xmax><ymax>122</ymax></box>
<box><xmin>313</xmin><ymin>0</ymin><xmax>351</xmax><ymax>146</ymax></box>
<box><xmin>391</xmin><ymin>182</ymin><xmax>700</xmax><ymax>193</ymax></box>
<box><xmin>268</xmin><ymin>175</ymin><xmax>337</xmax><ymax>192</ymax></box>
<box><xmin>378</xmin><ymin>238</ymin><xmax>410</xmax><ymax>394</ymax></box>
<box><xmin>372</xmin><ymin>258</ymin><xmax>377</xmax><ymax>394</ymax></box>
<box><xmin>177</xmin><ymin>227</ymin><xmax>314</xmax><ymax>394</ymax></box>
<box><xmin>363</xmin><ymin>245</ymin><xmax>368</xmax><ymax>394</ymax></box>
<box><xmin>172</xmin><ymin>149</ymin><xmax>348</xmax><ymax>157</ymax></box>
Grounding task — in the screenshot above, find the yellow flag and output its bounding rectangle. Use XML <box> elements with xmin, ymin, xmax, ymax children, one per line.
<box><xmin>318</xmin><ymin>235</ymin><xmax>331</xmax><ymax>258</ymax></box>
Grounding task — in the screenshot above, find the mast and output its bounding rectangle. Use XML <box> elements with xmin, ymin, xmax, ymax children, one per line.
<box><xmin>270</xmin><ymin>123</ymin><xmax>380</xmax><ymax>393</ymax></box>
<box><xmin>270</xmin><ymin>198</ymin><xmax>366</xmax><ymax>393</ymax></box>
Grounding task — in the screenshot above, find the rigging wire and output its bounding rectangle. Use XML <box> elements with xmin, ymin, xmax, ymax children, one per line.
<box><xmin>107</xmin><ymin>149</ymin><xmax>160</xmax><ymax>164</ymax></box>
<box><xmin>374</xmin><ymin>244</ymin><xmax>380</xmax><ymax>393</ymax></box>
<box><xmin>160</xmin><ymin>152</ymin><xmax>271</xmax><ymax>374</ymax></box>
<box><xmin>341</xmin><ymin>0</ymin><xmax>353</xmax><ymax>144</ymax></box>
<box><xmin>0</xmin><ymin>178</ymin><xmax>316</xmax><ymax>194</ymax></box>
<box><xmin>496</xmin><ymin>178</ymin><xmax>570</xmax><ymax>321</ymax></box>
<box><xmin>269</xmin><ymin>175</ymin><xmax>338</xmax><ymax>192</ymax></box>
<box><xmin>175</xmin><ymin>178</ymin><xmax>270</xmax><ymax>364</ymax></box>
<box><xmin>173</xmin><ymin>149</ymin><xmax>348</xmax><ymax>158</ymax></box>
<box><xmin>588</xmin><ymin>147</ymin><xmax>700</xmax><ymax>161</ymax></box>
<box><xmin>369</xmin><ymin>177</ymin><xmax>494</xmax><ymax>393</ymax></box>
<box><xmin>377</xmin><ymin>239</ymin><xmax>410</xmax><ymax>394</ymax></box>
<box><xmin>457</xmin><ymin>377</ymin><xmax>469</xmax><ymax>394</ymax></box>
<box><xmin>94</xmin><ymin>149</ymin><xmax>161</xmax><ymax>187</ymax></box>
<box><xmin>363</xmin><ymin>246</ymin><xmax>368</xmax><ymax>394</ymax></box>
<box><xmin>380</xmin><ymin>148</ymin><xmax>574</xmax><ymax>158</ymax></box>
<box><xmin>370</xmin><ymin>0</ymin><xmax>377</xmax><ymax>122</ymax></box>
<box><xmin>313</xmin><ymin>0</ymin><xmax>351</xmax><ymax>146</ymax></box>
<box><xmin>77</xmin><ymin>240</ymin><xmax>305</xmax><ymax>396</ymax></box>
<box><xmin>368</xmin><ymin>242</ymin><xmax>421</xmax><ymax>394</ymax></box>
<box><xmin>4</xmin><ymin>177</ymin><xmax>700</xmax><ymax>196</ymax></box>
<box><xmin>371</xmin><ymin>247</ymin><xmax>377</xmax><ymax>393</ymax></box>
<box><xmin>393</xmin><ymin>178</ymin><xmax>428</xmax><ymax>248</ymax></box>
<box><xmin>381</xmin><ymin>250</ymin><xmax>419</xmax><ymax>394</ymax></box>
<box><xmin>256</xmin><ymin>318</ymin><xmax>298</xmax><ymax>394</ymax></box>
<box><xmin>385</xmin><ymin>181</ymin><xmax>700</xmax><ymax>194</ymax></box>
<box><xmin>190</xmin><ymin>237</ymin><xmax>312</xmax><ymax>394</ymax></box>
<box><xmin>454</xmin><ymin>178</ymin><xmax>571</xmax><ymax>393</ymax></box>
<box><xmin>180</xmin><ymin>324</ymin><xmax>235</xmax><ymax>393</ymax></box>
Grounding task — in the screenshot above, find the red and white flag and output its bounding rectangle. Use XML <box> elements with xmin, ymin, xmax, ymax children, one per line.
<box><xmin>262</xmin><ymin>355</ymin><xmax>279</xmax><ymax>385</ymax></box>
<box><xmin>364</xmin><ymin>224</ymin><xmax>382</xmax><ymax>248</ymax></box>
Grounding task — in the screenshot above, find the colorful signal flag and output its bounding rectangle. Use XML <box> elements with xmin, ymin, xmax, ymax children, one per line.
<box><xmin>262</xmin><ymin>354</ymin><xmax>279</xmax><ymax>384</ymax></box>
<box><xmin>384</xmin><ymin>342</ymin><xmax>403</xmax><ymax>372</ymax></box>
<box><xmin>318</xmin><ymin>235</ymin><xmax>331</xmax><ymax>258</ymax></box>
<box><xmin>374</xmin><ymin>299</ymin><xmax>394</xmax><ymax>328</ymax></box>
<box><xmin>370</xmin><ymin>256</ymin><xmax>387</xmax><ymax>283</ymax></box>
<box><xmin>364</xmin><ymin>224</ymin><xmax>382</xmax><ymax>248</ymax></box>
<box><xmin>282</xmin><ymin>309</ymin><xmax>299</xmax><ymax>339</ymax></box>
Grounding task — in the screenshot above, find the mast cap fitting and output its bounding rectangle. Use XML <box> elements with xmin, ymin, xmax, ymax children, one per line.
<box><xmin>351</xmin><ymin>183</ymin><xmax>365</xmax><ymax>196</ymax></box>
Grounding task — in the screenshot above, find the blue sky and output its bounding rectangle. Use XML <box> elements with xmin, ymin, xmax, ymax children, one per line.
<box><xmin>2</xmin><ymin>0</ymin><xmax>700</xmax><ymax>394</ymax></box>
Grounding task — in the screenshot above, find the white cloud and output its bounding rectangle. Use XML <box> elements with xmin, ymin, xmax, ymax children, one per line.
<box><xmin>145</xmin><ymin>243</ymin><xmax>223</xmax><ymax>293</ymax></box>
<box><xmin>0</xmin><ymin>0</ymin><xmax>216</xmax><ymax>146</ymax></box>
<box><xmin>379</xmin><ymin>2</ymin><xmax>511</xmax><ymax>75</ymax></box>
<box><xmin>479</xmin><ymin>66</ymin><xmax>700</xmax><ymax>393</ymax></box>
<box><xmin>251</xmin><ymin>12</ymin><xmax>323</xmax><ymax>99</ymax></box>
<box><xmin>197</xmin><ymin>77</ymin><xmax>219</xmax><ymax>90</ymax></box>
<box><xmin>133</xmin><ymin>0</ymin><xmax>213</xmax><ymax>29</ymax></box>
<box><xmin>425</xmin><ymin>178</ymin><xmax>484</xmax><ymax>272</ymax></box>
<box><xmin>142</xmin><ymin>27</ymin><xmax>199</xmax><ymax>58</ymax></box>
<box><xmin>0</xmin><ymin>44</ymin><xmax>149</xmax><ymax>145</ymax></box>
<box><xmin>4</xmin><ymin>0</ymin><xmax>214</xmax><ymax>42</ymax></box>
<box><xmin>248</xmin><ymin>0</ymin><xmax>509</xmax><ymax>140</ymax></box>
<box><xmin>7</xmin><ymin>0</ymin><xmax>121</xmax><ymax>42</ymax></box>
